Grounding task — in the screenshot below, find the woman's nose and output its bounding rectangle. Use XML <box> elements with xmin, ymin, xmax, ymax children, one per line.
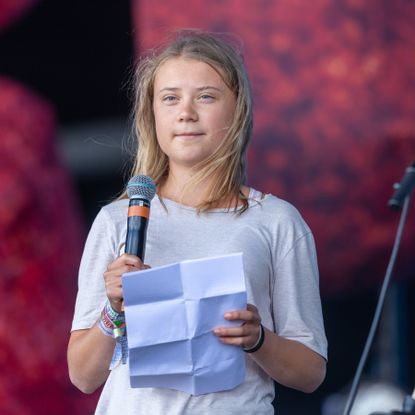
<box><xmin>178</xmin><ymin>99</ymin><xmax>198</xmax><ymax>122</ymax></box>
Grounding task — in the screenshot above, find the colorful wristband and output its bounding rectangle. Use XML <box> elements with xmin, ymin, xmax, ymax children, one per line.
<box><xmin>243</xmin><ymin>324</ymin><xmax>265</xmax><ymax>353</ymax></box>
<box><xmin>98</xmin><ymin>300</ymin><xmax>126</xmax><ymax>339</ymax></box>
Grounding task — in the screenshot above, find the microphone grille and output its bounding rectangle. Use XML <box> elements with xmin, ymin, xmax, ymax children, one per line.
<box><xmin>126</xmin><ymin>175</ymin><xmax>156</xmax><ymax>201</ymax></box>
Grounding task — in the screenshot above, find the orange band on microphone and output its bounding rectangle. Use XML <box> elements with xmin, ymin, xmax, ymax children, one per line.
<box><xmin>128</xmin><ymin>205</ymin><xmax>150</xmax><ymax>218</ymax></box>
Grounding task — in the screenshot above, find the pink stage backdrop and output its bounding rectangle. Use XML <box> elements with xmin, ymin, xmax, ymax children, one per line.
<box><xmin>1</xmin><ymin>1</ymin><xmax>415</xmax><ymax>414</ymax></box>
<box><xmin>133</xmin><ymin>0</ymin><xmax>415</xmax><ymax>295</ymax></box>
<box><xmin>0</xmin><ymin>2</ymin><xmax>96</xmax><ymax>413</ymax></box>
<box><xmin>0</xmin><ymin>0</ymin><xmax>40</xmax><ymax>31</ymax></box>
<box><xmin>0</xmin><ymin>77</ymin><xmax>90</xmax><ymax>414</ymax></box>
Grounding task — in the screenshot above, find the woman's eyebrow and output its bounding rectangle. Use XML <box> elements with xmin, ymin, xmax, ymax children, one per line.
<box><xmin>158</xmin><ymin>87</ymin><xmax>179</xmax><ymax>93</ymax></box>
<box><xmin>158</xmin><ymin>86</ymin><xmax>222</xmax><ymax>93</ymax></box>
<box><xmin>196</xmin><ymin>86</ymin><xmax>222</xmax><ymax>92</ymax></box>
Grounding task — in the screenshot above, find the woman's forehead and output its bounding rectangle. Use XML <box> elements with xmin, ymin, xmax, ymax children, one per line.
<box><xmin>153</xmin><ymin>57</ymin><xmax>231</xmax><ymax>92</ymax></box>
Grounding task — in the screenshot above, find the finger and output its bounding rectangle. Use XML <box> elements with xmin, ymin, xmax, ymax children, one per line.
<box><xmin>217</xmin><ymin>336</ymin><xmax>245</xmax><ymax>347</ymax></box>
<box><xmin>104</xmin><ymin>277</ymin><xmax>123</xmax><ymax>291</ymax></box>
<box><xmin>120</xmin><ymin>261</ymin><xmax>150</xmax><ymax>273</ymax></box>
<box><xmin>104</xmin><ymin>276</ymin><xmax>123</xmax><ymax>289</ymax></box>
<box><xmin>214</xmin><ymin>325</ymin><xmax>261</xmax><ymax>349</ymax></box>
<box><xmin>106</xmin><ymin>254</ymin><xmax>144</xmax><ymax>271</ymax></box>
<box><xmin>124</xmin><ymin>254</ymin><xmax>145</xmax><ymax>269</ymax></box>
<box><xmin>213</xmin><ymin>326</ymin><xmax>249</xmax><ymax>337</ymax></box>
<box><xmin>104</xmin><ymin>264</ymin><xmax>140</xmax><ymax>280</ymax></box>
<box><xmin>103</xmin><ymin>272</ymin><xmax>123</xmax><ymax>296</ymax></box>
<box><xmin>224</xmin><ymin>310</ymin><xmax>260</xmax><ymax>323</ymax></box>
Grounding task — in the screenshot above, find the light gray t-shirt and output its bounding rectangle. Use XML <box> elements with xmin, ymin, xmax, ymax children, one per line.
<box><xmin>71</xmin><ymin>189</ymin><xmax>327</xmax><ymax>415</ymax></box>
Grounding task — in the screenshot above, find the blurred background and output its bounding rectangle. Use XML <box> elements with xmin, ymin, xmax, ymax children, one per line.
<box><xmin>0</xmin><ymin>0</ymin><xmax>414</xmax><ymax>414</ymax></box>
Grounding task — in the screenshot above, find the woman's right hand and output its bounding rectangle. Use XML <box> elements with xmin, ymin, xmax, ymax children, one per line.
<box><xmin>103</xmin><ymin>254</ymin><xmax>149</xmax><ymax>312</ymax></box>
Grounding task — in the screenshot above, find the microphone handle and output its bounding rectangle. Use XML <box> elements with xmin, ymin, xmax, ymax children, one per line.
<box><xmin>125</xmin><ymin>198</ymin><xmax>150</xmax><ymax>261</ymax></box>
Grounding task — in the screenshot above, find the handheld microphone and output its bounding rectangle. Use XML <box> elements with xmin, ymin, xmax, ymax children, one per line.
<box><xmin>125</xmin><ymin>175</ymin><xmax>156</xmax><ymax>260</ymax></box>
<box><xmin>388</xmin><ymin>162</ymin><xmax>415</xmax><ymax>210</ymax></box>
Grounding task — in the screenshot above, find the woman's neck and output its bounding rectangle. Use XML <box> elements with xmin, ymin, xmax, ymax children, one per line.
<box><xmin>158</xmin><ymin>166</ymin><xmax>249</xmax><ymax>208</ymax></box>
<box><xmin>158</xmin><ymin>169</ymin><xmax>213</xmax><ymax>207</ymax></box>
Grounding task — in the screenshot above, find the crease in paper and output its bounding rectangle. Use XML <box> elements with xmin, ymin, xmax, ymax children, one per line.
<box><xmin>122</xmin><ymin>252</ymin><xmax>247</xmax><ymax>395</ymax></box>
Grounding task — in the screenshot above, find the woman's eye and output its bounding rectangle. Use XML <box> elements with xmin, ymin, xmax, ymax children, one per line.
<box><xmin>200</xmin><ymin>94</ymin><xmax>214</xmax><ymax>101</ymax></box>
<box><xmin>163</xmin><ymin>96</ymin><xmax>177</xmax><ymax>102</ymax></box>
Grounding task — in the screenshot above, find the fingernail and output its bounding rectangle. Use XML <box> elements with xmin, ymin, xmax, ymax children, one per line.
<box><xmin>224</xmin><ymin>313</ymin><xmax>232</xmax><ymax>319</ymax></box>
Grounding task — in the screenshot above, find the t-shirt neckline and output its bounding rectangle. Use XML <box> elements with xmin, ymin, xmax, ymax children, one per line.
<box><xmin>156</xmin><ymin>188</ymin><xmax>268</xmax><ymax>213</ymax></box>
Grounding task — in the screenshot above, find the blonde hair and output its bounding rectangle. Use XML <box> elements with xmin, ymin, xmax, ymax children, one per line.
<box><xmin>129</xmin><ymin>29</ymin><xmax>253</xmax><ymax>213</ymax></box>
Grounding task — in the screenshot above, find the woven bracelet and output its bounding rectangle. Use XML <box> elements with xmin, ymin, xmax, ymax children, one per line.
<box><xmin>98</xmin><ymin>300</ymin><xmax>126</xmax><ymax>339</ymax></box>
<box><xmin>243</xmin><ymin>324</ymin><xmax>265</xmax><ymax>353</ymax></box>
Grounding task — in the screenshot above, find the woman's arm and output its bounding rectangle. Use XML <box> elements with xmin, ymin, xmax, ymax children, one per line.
<box><xmin>251</xmin><ymin>327</ymin><xmax>326</xmax><ymax>393</ymax></box>
<box><xmin>67</xmin><ymin>254</ymin><xmax>146</xmax><ymax>393</ymax></box>
<box><xmin>68</xmin><ymin>327</ymin><xmax>115</xmax><ymax>393</ymax></box>
<box><xmin>213</xmin><ymin>304</ymin><xmax>326</xmax><ymax>393</ymax></box>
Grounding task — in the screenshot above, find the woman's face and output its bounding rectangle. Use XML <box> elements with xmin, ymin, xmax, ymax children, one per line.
<box><xmin>153</xmin><ymin>57</ymin><xmax>236</xmax><ymax>171</ymax></box>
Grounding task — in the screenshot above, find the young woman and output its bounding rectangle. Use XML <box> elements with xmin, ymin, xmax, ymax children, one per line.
<box><xmin>68</xmin><ymin>29</ymin><xmax>327</xmax><ymax>414</ymax></box>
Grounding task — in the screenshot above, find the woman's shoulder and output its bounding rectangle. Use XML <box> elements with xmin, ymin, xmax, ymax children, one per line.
<box><xmin>101</xmin><ymin>197</ymin><xmax>129</xmax><ymax>212</ymax></box>
<box><xmin>248</xmin><ymin>189</ymin><xmax>310</xmax><ymax>232</ymax></box>
<box><xmin>249</xmin><ymin>189</ymin><xmax>300</xmax><ymax>216</ymax></box>
<box><xmin>94</xmin><ymin>198</ymin><xmax>129</xmax><ymax>227</ymax></box>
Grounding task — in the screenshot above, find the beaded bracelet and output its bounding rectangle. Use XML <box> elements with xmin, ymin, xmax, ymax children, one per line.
<box><xmin>243</xmin><ymin>324</ymin><xmax>265</xmax><ymax>353</ymax></box>
<box><xmin>98</xmin><ymin>300</ymin><xmax>126</xmax><ymax>339</ymax></box>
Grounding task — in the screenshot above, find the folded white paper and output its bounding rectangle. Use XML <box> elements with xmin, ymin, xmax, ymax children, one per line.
<box><xmin>122</xmin><ymin>252</ymin><xmax>247</xmax><ymax>395</ymax></box>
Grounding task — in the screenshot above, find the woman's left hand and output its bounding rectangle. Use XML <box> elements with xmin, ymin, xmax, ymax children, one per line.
<box><xmin>213</xmin><ymin>303</ymin><xmax>261</xmax><ymax>350</ymax></box>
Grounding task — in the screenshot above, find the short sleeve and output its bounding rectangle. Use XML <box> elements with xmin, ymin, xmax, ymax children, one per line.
<box><xmin>272</xmin><ymin>231</ymin><xmax>328</xmax><ymax>360</ymax></box>
<box><xmin>71</xmin><ymin>207</ymin><xmax>118</xmax><ymax>331</ymax></box>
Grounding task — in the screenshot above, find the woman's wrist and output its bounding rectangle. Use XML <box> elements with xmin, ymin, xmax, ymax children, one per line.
<box><xmin>98</xmin><ymin>300</ymin><xmax>126</xmax><ymax>339</ymax></box>
<box><xmin>243</xmin><ymin>324</ymin><xmax>265</xmax><ymax>353</ymax></box>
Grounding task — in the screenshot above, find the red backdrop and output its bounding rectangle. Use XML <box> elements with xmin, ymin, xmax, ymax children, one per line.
<box><xmin>1</xmin><ymin>0</ymin><xmax>415</xmax><ymax>414</ymax></box>
<box><xmin>133</xmin><ymin>0</ymin><xmax>415</xmax><ymax>295</ymax></box>
<box><xmin>0</xmin><ymin>2</ymin><xmax>87</xmax><ymax>413</ymax></box>
<box><xmin>0</xmin><ymin>0</ymin><xmax>39</xmax><ymax>31</ymax></box>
